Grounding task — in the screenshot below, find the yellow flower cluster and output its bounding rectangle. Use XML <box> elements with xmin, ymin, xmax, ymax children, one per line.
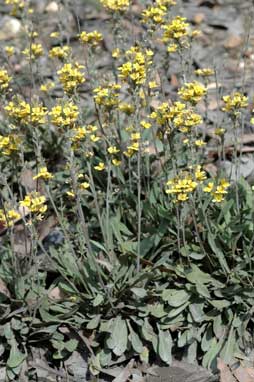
<box><xmin>57</xmin><ymin>62</ymin><xmax>85</xmax><ymax>94</ymax></box>
<box><xmin>162</xmin><ymin>16</ymin><xmax>189</xmax><ymax>41</ymax></box>
<box><xmin>49</xmin><ymin>102</ymin><xmax>79</xmax><ymax>127</ymax></box>
<box><xmin>5</xmin><ymin>99</ymin><xmax>47</xmax><ymax>125</ymax></box>
<box><xmin>100</xmin><ymin>0</ymin><xmax>130</xmax><ymax>12</ymax></box>
<box><xmin>40</xmin><ymin>81</ymin><xmax>55</xmax><ymax>92</ymax></box>
<box><xmin>93</xmin><ymin>83</ymin><xmax>121</xmax><ymax>109</ymax></box>
<box><xmin>0</xmin><ymin>68</ymin><xmax>12</xmax><ymax>91</ymax></box>
<box><xmin>166</xmin><ymin>166</ymin><xmax>207</xmax><ymax>202</ymax></box>
<box><xmin>20</xmin><ymin>192</ymin><xmax>47</xmax><ymax>215</ymax></box>
<box><xmin>195</xmin><ymin>68</ymin><xmax>214</xmax><ymax>77</ymax></box>
<box><xmin>5</xmin><ymin>0</ymin><xmax>25</xmax><ymax>15</ymax></box>
<box><xmin>22</xmin><ymin>43</ymin><xmax>43</xmax><ymax>60</ymax></box>
<box><xmin>203</xmin><ymin>179</ymin><xmax>230</xmax><ymax>203</ymax></box>
<box><xmin>33</xmin><ymin>167</ymin><xmax>53</xmax><ymax>181</ymax></box>
<box><xmin>70</xmin><ymin>125</ymin><xmax>100</xmax><ymax>150</ymax></box>
<box><xmin>150</xmin><ymin>101</ymin><xmax>202</xmax><ymax>133</ymax></box>
<box><xmin>79</xmin><ymin>31</ymin><xmax>103</xmax><ymax>46</ymax></box>
<box><xmin>118</xmin><ymin>102</ymin><xmax>134</xmax><ymax>115</ymax></box>
<box><xmin>222</xmin><ymin>92</ymin><xmax>248</xmax><ymax>115</ymax></box>
<box><xmin>141</xmin><ymin>5</ymin><xmax>167</xmax><ymax>25</ymax></box>
<box><xmin>166</xmin><ymin>173</ymin><xmax>198</xmax><ymax>202</ymax></box>
<box><xmin>124</xmin><ymin>132</ymin><xmax>141</xmax><ymax>157</ymax></box>
<box><xmin>118</xmin><ymin>46</ymin><xmax>153</xmax><ymax>85</ymax></box>
<box><xmin>173</xmin><ymin>107</ymin><xmax>203</xmax><ymax>133</ymax></box>
<box><xmin>49</xmin><ymin>46</ymin><xmax>71</xmax><ymax>60</ymax></box>
<box><xmin>0</xmin><ymin>208</ymin><xmax>21</xmax><ymax>228</ymax></box>
<box><xmin>178</xmin><ymin>82</ymin><xmax>207</xmax><ymax>104</ymax></box>
<box><xmin>0</xmin><ymin>134</ymin><xmax>21</xmax><ymax>155</ymax></box>
<box><xmin>5</xmin><ymin>46</ymin><xmax>15</xmax><ymax>56</ymax></box>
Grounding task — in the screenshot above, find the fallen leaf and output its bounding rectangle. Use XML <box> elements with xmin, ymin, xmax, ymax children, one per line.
<box><xmin>218</xmin><ymin>358</ymin><xmax>237</xmax><ymax>382</ymax></box>
<box><xmin>234</xmin><ymin>366</ymin><xmax>254</xmax><ymax>382</ymax></box>
<box><xmin>0</xmin><ymin>278</ymin><xmax>11</xmax><ymax>299</ymax></box>
<box><xmin>113</xmin><ymin>359</ymin><xmax>134</xmax><ymax>382</ymax></box>
<box><xmin>37</xmin><ymin>215</ymin><xmax>58</xmax><ymax>241</ymax></box>
<box><xmin>48</xmin><ymin>287</ymin><xmax>66</xmax><ymax>301</ymax></box>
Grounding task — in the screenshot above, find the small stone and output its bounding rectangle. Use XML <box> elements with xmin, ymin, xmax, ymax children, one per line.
<box><xmin>224</xmin><ymin>35</ymin><xmax>242</xmax><ymax>49</ymax></box>
<box><xmin>194</xmin><ymin>13</ymin><xmax>205</xmax><ymax>25</ymax></box>
<box><xmin>0</xmin><ymin>16</ymin><xmax>22</xmax><ymax>41</ymax></box>
<box><xmin>45</xmin><ymin>1</ymin><xmax>59</xmax><ymax>12</ymax></box>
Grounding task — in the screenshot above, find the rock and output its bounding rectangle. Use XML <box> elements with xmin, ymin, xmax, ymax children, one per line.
<box><xmin>224</xmin><ymin>35</ymin><xmax>242</xmax><ymax>49</ymax></box>
<box><xmin>146</xmin><ymin>361</ymin><xmax>216</xmax><ymax>382</ymax></box>
<box><xmin>0</xmin><ymin>16</ymin><xmax>22</xmax><ymax>41</ymax></box>
<box><xmin>45</xmin><ymin>1</ymin><xmax>59</xmax><ymax>13</ymax></box>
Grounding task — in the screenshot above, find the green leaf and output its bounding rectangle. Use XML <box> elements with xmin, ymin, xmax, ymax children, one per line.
<box><xmin>162</xmin><ymin>289</ymin><xmax>189</xmax><ymax>307</ymax></box>
<box><xmin>186</xmin><ymin>264</ymin><xmax>213</xmax><ymax>284</ymax></box>
<box><xmin>158</xmin><ymin>328</ymin><xmax>172</xmax><ymax>365</ymax></box>
<box><xmin>209</xmin><ymin>299</ymin><xmax>230</xmax><ymax>310</ymax></box>
<box><xmin>87</xmin><ymin>315</ymin><xmax>101</xmax><ymax>330</ymax></box>
<box><xmin>93</xmin><ymin>294</ymin><xmax>104</xmax><ymax>307</ymax></box>
<box><xmin>189</xmin><ymin>303</ymin><xmax>205</xmax><ymax>323</ymax></box>
<box><xmin>110</xmin><ymin>317</ymin><xmax>128</xmax><ymax>356</ymax></box>
<box><xmin>65</xmin><ymin>339</ymin><xmax>79</xmax><ymax>353</ymax></box>
<box><xmin>128</xmin><ymin>322</ymin><xmax>143</xmax><ymax>353</ymax></box>
<box><xmin>208</xmin><ymin>233</ymin><xmax>230</xmax><ymax>273</ymax></box>
<box><xmin>7</xmin><ymin>338</ymin><xmax>26</xmax><ymax>369</ymax></box>
<box><xmin>196</xmin><ymin>283</ymin><xmax>211</xmax><ymax>298</ymax></box>
<box><xmin>220</xmin><ymin>322</ymin><xmax>236</xmax><ymax>364</ymax></box>
<box><xmin>131</xmin><ymin>287</ymin><xmax>147</xmax><ymax>298</ymax></box>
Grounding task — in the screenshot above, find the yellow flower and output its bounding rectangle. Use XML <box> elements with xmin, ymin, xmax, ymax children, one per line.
<box><xmin>33</xmin><ymin>167</ymin><xmax>53</xmax><ymax>181</ymax></box>
<box><xmin>80</xmin><ymin>182</ymin><xmax>90</xmax><ymax>190</ymax></box>
<box><xmin>5</xmin><ymin>98</ymin><xmax>47</xmax><ymax>125</ymax></box>
<box><xmin>100</xmin><ymin>0</ymin><xmax>130</xmax><ymax>12</ymax></box>
<box><xmin>108</xmin><ymin>146</ymin><xmax>120</xmax><ymax>154</ymax></box>
<box><xmin>0</xmin><ymin>134</ymin><xmax>21</xmax><ymax>155</ymax></box>
<box><xmin>49</xmin><ymin>45</ymin><xmax>71</xmax><ymax>60</ymax></box>
<box><xmin>165</xmin><ymin>172</ymin><xmax>198</xmax><ymax>202</ymax></box>
<box><xmin>112</xmin><ymin>158</ymin><xmax>121</xmax><ymax>166</ymax></box>
<box><xmin>140</xmin><ymin>120</ymin><xmax>151</xmax><ymax>129</ymax></box>
<box><xmin>22</xmin><ymin>43</ymin><xmax>43</xmax><ymax>60</ymax></box>
<box><xmin>40</xmin><ymin>81</ymin><xmax>55</xmax><ymax>92</ymax></box>
<box><xmin>118</xmin><ymin>102</ymin><xmax>134</xmax><ymax>114</ymax></box>
<box><xmin>112</xmin><ymin>48</ymin><xmax>121</xmax><ymax>58</ymax></box>
<box><xmin>94</xmin><ymin>162</ymin><xmax>105</xmax><ymax>171</ymax></box>
<box><xmin>0</xmin><ymin>208</ymin><xmax>21</xmax><ymax>228</ymax></box>
<box><xmin>194</xmin><ymin>165</ymin><xmax>206</xmax><ymax>182</ymax></box>
<box><xmin>0</xmin><ymin>68</ymin><xmax>12</xmax><ymax>91</ymax></box>
<box><xmin>57</xmin><ymin>62</ymin><xmax>85</xmax><ymax>94</ymax></box>
<box><xmin>141</xmin><ymin>5</ymin><xmax>167</xmax><ymax>25</ymax></box>
<box><xmin>50</xmin><ymin>31</ymin><xmax>60</xmax><ymax>38</ymax></box>
<box><xmin>93</xmin><ymin>83</ymin><xmax>121</xmax><ymax>109</ymax></box>
<box><xmin>195</xmin><ymin>139</ymin><xmax>206</xmax><ymax>147</ymax></box>
<box><xmin>203</xmin><ymin>182</ymin><xmax>214</xmax><ymax>193</ymax></box>
<box><xmin>5</xmin><ymin>46</ymin><xmax>15</xmax><ymax>56</ymax></box>
<box><xmin>162</xmin><ymin>16</ymin><xmax>189</xmax><ymax>41</ymax></box>
<box><xmin>222</xmin><ymin>92</ymin><xmax>248</xmax><ymax>115</ymax></box>
<box><xmin>195</xmin><ymin>68</ymin><xmax>214</xmax><ymax>77</ymax></box>
<box><xmin>79</xmin><ymin>31</ymin><xmax>103</xmax><ymax>46</ymax></box>
<box><xmin>20</xmin><ymin>192</ymin><xmax>47</xmax><ymax>214</ymax></box>
<box><xmin>178</xmin><ymin>81</ymin><xmax>207</xmax><ymax>104</ymax></box>
<box><xmin>167</xmin><ymin>43</ymin><xmax>178</xmax><ymax>53</ymax></box>
<box><xmin>118</xmin><ymin>47</ymin><xmax>153</xmax><ymax>85</ymax></box>
<box><xmin>49</xmin><ymin>102</ymin><xmax>79</xmax><ymax>127</ymax></box>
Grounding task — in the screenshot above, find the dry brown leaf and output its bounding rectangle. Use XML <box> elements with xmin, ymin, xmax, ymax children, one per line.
<box><xmin>218</xmin><ymin>358</ymin><xmax>237</xmax><ymax>382</ymax></box>
<box><xmin>48</xmin><ymin>287</ymin><xmax>67</xmax><ymax>301</ymax></box>
<box><xmin>234</xmin><ymin>366</ymin><xmax>254</xmax><ymax>382</ymax></box>
<box><xmin>113</xmin><ymin>359</ymin><xmax>134</xmax><ymax>382</ymax></box>
<box><xmin>0</xmin><ymin>278</ymin><xmax>11</xmax><ymax>299</ymax></box>
<box><xmin>20</xmin><ymin>168</ymin><xmax>37</xmax><ymax>192</ymax></box>
<box><xmin>37</xmin><ymin>215</ymin><xmax>58</xmax><ymax>241</ymax></box>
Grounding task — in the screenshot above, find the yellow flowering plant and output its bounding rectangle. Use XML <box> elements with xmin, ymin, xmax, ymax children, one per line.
<box><xmin>0</xmin><ymin>0</ymin><xmax>253</xmax><ymax>378</ymax></box>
